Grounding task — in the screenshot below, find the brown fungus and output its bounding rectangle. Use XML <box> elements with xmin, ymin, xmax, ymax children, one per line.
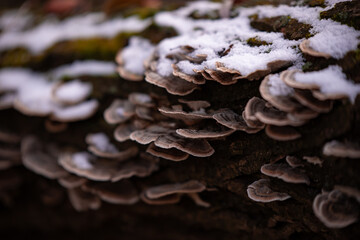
<box><xmin>300</xmin><ymin>39</ymin><xmax>332</xmax><ymax>59</ymax></box>
<box><xmin>313</xmin><ymin>190</ymin><xmax>359</xmax><ymax>228</ymax></box>
<box><xmin>260</xmin><ymin>75</ymin><xmax>302</xmax><ymax>113</ymax></box>
<box><xmin>293</xmin><ymin>89</ymin><xmax>333</xmax><ymax>113</ymax></box>
<box><xmin>261</xmin><ymin>163</ymin><xmax>310</xmax><ymax>185</ymax></box>
<box><xmin>86</xmin><ymin>132</ymin><xmax>139</xmax><ymax>160</ymax></box>
<box><xmin>21</xmin><ymin>136</ymin><xmax>67</xmax><ymax>179</ymax></box>
<box><xmin>67</xmin><ymin>187</ymin><xmax>102</xmax><ymax>212</ymax></box>
<box><xmin>323</xmin><ymin>140</ymin><xmax>360</xmax><ymax>159</ymax></box>
<box><xmin>265</xmin><ymin>125</ymin><xmax>301</xmax><ymax>141</ymax></box>
<box><xmin>213</xmin><ymin>109</ymin><xmax>263</xmax><ymax>133</ymax></box>
<box><xmin>82</xmin><ymin>180</ymin><xmax>139</xmax><ymax>205</ymax></box>
<box><xmin>145</xmin><ymin>70</ymin><xmax>200</xmax><ymax>96</ymax></box>
<box><xmin>247</xmin><ymin>179</ymin><xmax>291</xmax><ymax>203</ymax></box>
<box><xmin>146</xmin><ymin>143</ymin><xmax>189</xmax><ymax>161</ymax></box>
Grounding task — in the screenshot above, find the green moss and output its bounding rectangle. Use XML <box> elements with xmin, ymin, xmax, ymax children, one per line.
<box><xmin>122</xmin><ymin>7</ymin><xmax>158</xmax><ymax>19</ymax></box>
<box><xmin>301</xmin><ymin>61</ymin><xmax>313</xmax><ymax>72</ymax></box>
<box><xmin>303</xmin><ymin>0</ymin><xmax>325</xmax><ymax>7</ymax></box>
<box><xmin>246</xmin><ymin>37</ymin><xmax>271</xmax><ymax>47</ymax></box>
<box><xmin>320</xmin><ymin>0</ymin><xmax>360</xmax><ymax>30</ymax></box>
<box><xmin>250</xmin><ymin>15</ymin><xmax>312</xmax><ymax>40</ymax></box>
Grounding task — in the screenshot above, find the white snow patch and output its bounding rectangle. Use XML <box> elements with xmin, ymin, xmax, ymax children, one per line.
<box><xmin>294</xmin><ymin>65</ymin><xmax>360</xmax><ymax>102</ymax></box>
<box><xmin>54</xmin><ymin>80</ymin><xmax>92</xmax><ymax>103</ymax></box>
<box><xmin>325</xmin><ymin>0</ymin><xmax>353</xmax><ymax>7</ymax></box>
<box><xmin>0</xmin><ymin>12</ymin><xmax>150</xmax><ymax>54</ymax></box>
<box><xmin>121</xmin><ymin>37</ymin><xmax>155</xmax><ymax>75</ymax></box>
<box><xmin>72</xmin><ymin>152</ymin><xmax>93</xmax><ymax>170</ymax></box>
<box><xmin>268</xmin><ymin>74</ymin><xmax>294</xmax><ymax>96</ymax></box>
<box><xmin>87</xmin><ymin>133</ymin><xmax>118</xmax><ymax>153</ymax></box>
<box><xmin>51</xmin><ymin>60</ymin><xmax>117</xmax><ymax>80</ymax></box>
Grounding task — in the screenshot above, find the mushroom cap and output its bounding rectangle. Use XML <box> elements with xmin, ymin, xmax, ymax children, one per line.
<box><xmin>51</xmin><ymin>80</ymin><xmax>92</xmax><ymax>105</ymax></box>
<box><xmin>130</xmin><ymin>125</ymin><xmax>172</xmax><ymax>145</ymax></box>
<box><xmin>154</xmin><ymin>132</ymin><xmax>215</xmax><ymax>157</ymax></box>
<box><xmin>21</xmin><ymin>136</ymin><xmax>68</xmax><ymax>179</ymax></box>
<box><xmin>300</xmin><ymin>39</ymin><xmax>332</xmax><ymax>59</ymax></box>
<box><xmin>293</xmin><ymin>89</ymin><xmax>333</xmax><ymax>113</ymax></box>
<box><xmin>204</xmin><ymin>69</ymin><xmax>237</xmax><ymax>85</ymax></box>
<box><xmin>117</xmin><ymin>66</ymin><xmax>144</xmax><ymax>81</ymax></box>
<box><xmin>172</xmin><ymin>64</ymin><xmax>206</xmax><ymax>85</ymax></box>
<box><xmin>313</xmin><ymin>190</ymin><xmax>359</xmax><ymax>228</ymax></box>
<box><xmin>244</xmin><ymin>97</ymin><xmax>266</xmax><ymax>122</ymax></box>
<box><xmin>59</xmin><ymin>151</ymin><xmax>159</xmax><ymax>182</ymax></box>
<box><xmin>58</xmin><ymin>174</ymin><xmax>87</xmax><ymax>189</ymax></box>
<box><xmin>146</xmin><ymin>143</ymin><xmax>189</xmax><ymax>161</ymax></box>
<box><xmin>323</xmin><ymin>140</ymin><xmax>360</xmax><ymax>159</ymax></box>
<box><xmin>128</xmin><ymin>92</ymin><xmax>155</xmax><ymax>107</ymax></box>
<box><xmin>178</xmin><ymin>99</ymin><xmax>211</xmax><ymax>111</ymax></box>
<box><xmin>104</xmin><ymin>99</ymin><xmax>135</xmax><ymax>125</ymax></box>
<box><xmin>86</xmin><ymin>132</ymin><xmax>139</xmax><ymax>160</ymax></box>
<box><xmin>82</xmin><ymin>180</ymin><xmax>139</xmax><ymax>205</ymax></box>
<box><xmin>280</xmin><ymin>69</ymin><xmax>320</xmax><ymax>90</ymax></box>
<box><xmin>176</xmin><ymin>123</ymin><xmax>236</xmax><ymax>139</ymax></box>
<box><xmin>260</xmin><ymin>163</ymin><xmax>310</xmax><ymax>185</ymax></box>
<box><xmin>247</xmin><ymin>179</ymin><xmax>291</xmax><ymax>203</ymax></box>
<box><xmin>265</xmin><ymin>125</ymin><xmax>301</xmax><ymax>141</ymax></box>
<box><xmin>67</xmin><ymin>187</ymin><xmax>102</xmax><ymax>212</ymax></box>
<box><xmin>242</xmin><ymin>111</ymin><xmax>265</xmax><ymax>129</ymax></box>
<box><xmin>144</xmin><ymin>180</ymin><xmax>206</xmax><ymax>199</ymax></box>
<box><xmin>114</xmin><ymin>123</ymin><xmax>139</xmax><ymax>142</ymax></box>
<box><xmin>50</xmin><ymin>99</ymin><xmax>99</xmax><ymax>122</ymax></box>
<box><xmin>303</xmin><ymin>156</ymin><xmax>323</xmax><ymax>167</ymax></box>
<box><xmin>140</xmin><ymin>192</ymin><xmax>182</xmax><ymax>205</ymax></box>
<box><xmin>145</xmin><ymin>70</ymin><xmax>200</xmax><ymax>96</ymax></box>
<box><xmin>334</xmin><ymin>185</ymin><xmax>360</xmax><ymax>203</ymax></box>
<box><xmin>158</xmin><ymin>105</ymin><xmax>213</xmax><ymax>123</ymax></box>
<box><xmin>285</xmin><ymin>156</ymin><xmax>304</xmax><ymax>168</ymax></box>
<box><xmin>213</xmin><ymin>109</ymin><xmax>263</xmax><ymax>133</ymax></box>
<box><xmin>260</xmin><ymin>75</ymin><xmax>302</xmax><ymax>113</ymax></box>
<box><xmin>255</xmin><ymin>106</ymin><xmax>306</xmax><ymax>127</ymax></box>
<box><xmin>44</xmin><ymin>119</ymin><xmax>68</xmax><ymax>133</ymax></box>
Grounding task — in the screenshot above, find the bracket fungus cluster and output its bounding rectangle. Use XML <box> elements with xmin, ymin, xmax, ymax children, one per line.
<box><xmin>0</xmin><ymin>70</ymin><xmax>99</xmax><ymax>132</ymax></box>
<box><xmin>0</xmin><ymin>0</ymin><xmax>359</xmax><ymax>237</ymax></box>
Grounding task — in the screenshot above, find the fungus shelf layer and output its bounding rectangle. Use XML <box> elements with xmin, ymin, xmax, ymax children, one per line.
<box><xmin>0</xmin><ymin>0</ymin><xmax>360</xmax><ymax>239</ymax></box>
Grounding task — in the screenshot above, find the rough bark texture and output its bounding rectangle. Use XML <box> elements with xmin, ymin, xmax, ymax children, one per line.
<box><xmin>1</xmin><ymin>0</ymin><xmax>360</xmax><ymax>239</ymax></box>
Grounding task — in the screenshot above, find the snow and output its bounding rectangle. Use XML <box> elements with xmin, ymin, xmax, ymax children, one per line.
<box><xmin>0</xmin><ymin>12</ymin><xmax>151</xmax><ymax>54</ymax></box>
<box><xmin>268</xmin><ymin>74</ymin><xmax>294</xmax><ymax>96</ymax></box>
<box><xmin>51</xmin><ymin>60</ymin><xmax>117</xmax><ymax>80</ymax></box>
<box><xmin>72</xmin><ymin>152</ymin><xmax>93</xmax><ymax>170</ymax></box>
<box><xmin>325</xmin><ymin>0</ymin><xmax>353</xmax><ymax>7</ymax></box>
<box><xmin>121</xmin><ymin>37</ymin><xmax>155</xmax><ymax>75</ymax></box>
<box><xmin>239</xmin><ymin>4</ymin><xmax>360</xmax><ymax>59</ymax></box>
<box><xmin>54</xmin><ymin>80</ymin><xmax>92</xmax><ymax>103</ymax></box>
<box><xmin>294</xmin><ymin>65</ymin><xmax>360</xmax><ymax>102</ymax></box>
<box><xmin>87</xmin><ymin>133</ymin><xmax>118</xmax><ymax>153</ymax></box>
<box><xmin>154</xmin><ymin>3</ymin><xmax>301</xmax><ymax>77</ymax></box>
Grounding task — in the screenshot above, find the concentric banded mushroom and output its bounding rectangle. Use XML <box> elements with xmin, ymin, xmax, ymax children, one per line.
<box><xmin>260</xmin><ymin>163</ymin><xmax>310</xmax><ymax>185</ymax></box>
<box><xmin>141</xmin><ymin>180</ymin><xmax>210</xmax><ymax>207</ymax></box>
<box><xmin>323</xmin><ymin>140</ymin><xmax>360</xmax><ymax>159</ymax></box>
<box><xmin>247</xmin><ymin>179</ymin><xmax>291</xmax><ymax>203</ymax></box>
<box><xmin>313</xmin><ymin>190</ymin><xmax>359</xmax><ymax>228</ymax></box>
